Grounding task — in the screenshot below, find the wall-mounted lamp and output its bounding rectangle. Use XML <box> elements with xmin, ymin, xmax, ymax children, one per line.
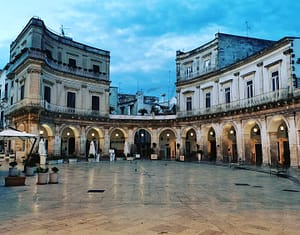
<box><xmin>39</xmin><ymin>130</ymin><xmax>44</xmax><ymax>135</ymax></box>
<box><xmin>92</xmin><ymin>133</ymin><xmax>95</xmax><ymax>137</ymax></box>
<box><xmin>280</xmin><ymin>125</ymin><xmax>285</xmax><ymax>131</ymax></box>
<box><xmin>209</xmin><ymin>131</ymin><xmax>214</xmax><ymax>136</ymax></box>
<box><xmin>115</xmin><ymin>133</ymin><xmax>119</xmax><ymax>137</ymax></box>
<box><xmin>230</xmin><ymin>129</ymin><xmax>234</xmax><ymax>135</ymax></box>
<box><xmin>67</xmin><ymin>132</ymin><xmax>70</xmax><ymax>136</ymax></box>
<box><xmin>253</xmin><ymin>127</ymin><xmax>258</xmax><ymax>133</ymax></box>
<box><xmin>166</xmin><ymin>133</ymin><xmax>170</xmax><ymax>137</ymax></box>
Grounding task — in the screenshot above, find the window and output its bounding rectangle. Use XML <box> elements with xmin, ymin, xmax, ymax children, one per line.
<box><xmin>93</xmin><ymin>65</ymin><xmax>100</xmax><ymax>73</ymax></box>
<box><xmin>4</xmin><ymin>84</ymin><xmax>8</xmax><ymax>100</ymax></box>
<box><xmin>57</xmin><ymin>51</ymin><xmax>62</xmax><ymax>63</ymax></box>
<box><xmin>186</xmin><ymin>65</ymin><xmax>192</xmax><ymax>77</ymax></box>
<box><xmin>10</xmin><ymin>97</ymin><xmax>13</xmax><ymax>105</ymax></box>
<box><xmin>186</xmin><ymin>96</ymin><xmax>192</xmax><ymax>111</ymax></box>
<box><xmin>120</xmin><ymin>107</ymin><xmax>125</xmax><ymax>114</ymax></box>
<box><xmin>68</xmin><ymin>58</ymin><xmax>76</xmax><ymax>68</ymax></box>
<box><xmin>225</xmin><ymin>87</ymin><xmax>230</xmax><ymax>103</ymax></box>
<box><xmin>44</xmin><ymin>86</ymin><xmax>51</xmax><ymax>103</ymax></box>
<box><xmin>272</xmin><ymin>71</ymin><xmax>279</xmax><ymax>91</ymax></box>
<box><xmin>205</xmin><ymin>92</ymin><xmax>211</xmax><ymax>108</ymax></box>
<box><xmin>247</xmin><ymin>80</ymin><xmax>253</xmax><ymax>98</ymax></box>
<box><xmin>204</xmin><ymin>59</ymin><xmax>211</xmax><ymax>71</ymax></box>
<box><xmin>45</xmin><ymin>49</ymin><xmax>52</xmax><ymax>60</ymax></box>
<box><xmin>92</xmin><ymin>96</ymin><xmax>99</xmax><ymax>111</ymax></box>
<box><xmin>20</xmin><ymin>84</ymin><xmax>25</xmax><ymax>100</ymax></box>
<box><xmin>11</xmin><ymin>81</ymin><xmax>14</xmax><ymax>88</ymax></box>
<box><xmin>67</xmin><ymin>92</ymin><xmax>76</xmax><ymax>108</ymax></box>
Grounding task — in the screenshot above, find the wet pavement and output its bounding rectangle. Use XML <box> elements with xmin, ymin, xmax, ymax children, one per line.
<box><xmin>0</xmin><ymin>160</ymin><xmax>300</xmax><ymax>234</ymax></box>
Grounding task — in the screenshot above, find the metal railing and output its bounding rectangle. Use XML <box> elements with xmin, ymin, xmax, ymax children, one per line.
<box><xmin>177</xmin><ymin>88</ymin><xmax>290</xmax><ymax>118</ymax></box>
<box><xmin>4</xmin><ymin>99</ymin><xmax>108</xmax><ymax>117</ymax></box>
<box><xmin>8</xmin><ymin>48</ymin><xmax>109</xmax><ymax>81</ymax></box>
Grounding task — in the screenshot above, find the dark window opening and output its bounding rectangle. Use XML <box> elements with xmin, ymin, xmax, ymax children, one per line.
<box><xmin>67</xmin><ymin>92</ymin><xmax>76</xmax><ymax>108</ymax></box>
<box><xmin>44</xmin><ymin>86</ymin><xmax>51</xmax><ymax>103</ymax></box>
<box><xmin>69</xmin><ymin>58</ymin><xmax>76</xmax><ymax>68</ymax></box>
<box><xmin>20</xmin><ymin>85</ymin><xmax>25</xmax><ymax>100</ymax></box>
<box><xmin>92</xmin><ymin>96</ymin><xmax>100</xmax><ymax>111</ymax></box>
<box><xmin>93</xmin><ymin>65</ymin><xmax>100</xmax><ymax>73</ymax></box>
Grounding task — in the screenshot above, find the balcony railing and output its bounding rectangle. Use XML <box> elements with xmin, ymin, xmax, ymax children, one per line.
<box><xmin>177</xmin><ymin>67</ymin><xmax>215</xmax><ymax>81</ymax></box>
<box><xmin>7</xmin><ymin>48</ymin><xmax>109</xmax><ymax>81</ymax></box>
<box><xmin>4</xmin><ymin>99</ymin><xmax>108</xmax><ymax>117</ymax></box>
<box><xmin>177</xmin><ymin>88</ymin><xmax>290</xmax><ymax>118</ymax></box>
<box><xmin>45</xmin><ymin>58</ymin><xmax>109</xmax><ymax>81</ymax></box>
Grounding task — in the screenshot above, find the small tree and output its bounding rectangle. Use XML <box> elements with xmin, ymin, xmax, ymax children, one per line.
<box><xmin>138</xmin><ymin>108</ymin><xmax>148</xmax><ymax>116</ymax></box>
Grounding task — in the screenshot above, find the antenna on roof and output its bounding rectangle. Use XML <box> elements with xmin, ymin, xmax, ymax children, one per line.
<box><xmin>245</xmin><ymin>21</ymin><xmax>251</xmax><ymax>36</ymax></box>
<box><xmin>60</xmin><ymin>25</ymin><xmax>70</xmax><ymax>37</ymax></box>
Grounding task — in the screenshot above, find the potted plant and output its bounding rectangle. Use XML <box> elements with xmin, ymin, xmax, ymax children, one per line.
<box><xmin>36</xmin><ymin>167</ymin><xmax>49</xmax><ymax>184</ymax></box>
<box><xmin>5</xmin><ymin>161</ymin><xmax>26</xmax><ymax>186</ymax></box>
<box><xmin>68</xmin><ymin>153</ymin><xmax>77</xmax><ymax>163</ymax></box>
<box><xmin>8</xmin><ymin>161</ymin><xmax>18</xmax><ymax>176</ymax></box>
<box><xmin>25</xmin><ymin>158</ymin><xmax>37</xmax><ymax>176</ymax></box>
<box><xmin>88</xmin><ymin>154</ymin><xmax>95</xmax><ymax>162</ymax></box>
<box><xmin>49</xmin><ymin>166</ymin><xmax>59</xmax><ymax>184</ymax></box>
<box><xmin>126</xmin><ymin>153</ymin><xmax>134</xmax><ymax>161</ymax></box>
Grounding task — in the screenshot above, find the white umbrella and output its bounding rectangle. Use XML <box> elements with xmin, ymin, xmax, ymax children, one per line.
<box><xmin>0</xmin><ymin>127</ymin><xmax>38</xmax><ymax>156</ymax></box>
<box><xmin>0</xmin><ymin>128</ymin><xmax>37</xmax><ymax>140</ymax></box>
<box><xmin>89</xmin><ymin>141</ymin><xmax>96</xmax><ymax>157</ymax></box>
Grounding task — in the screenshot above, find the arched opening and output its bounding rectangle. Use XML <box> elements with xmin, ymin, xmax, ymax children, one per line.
<box><xmin>222</xmin><ymin>125</ymin><xmax>237</xmax><ymax>163</ymax></box>
<box><xmin>185</xmin><ymin>129</ymin><xmax>197</xmax><ymax>161</ymax></box>
<box><xmin>110</xmin><ymin>129</ymin><xmax>125</xmax><ymax>158</ymax></box>
<box><xmin>250</xmin><ymin>124</ymin><xmax>262</xmax><ymax>166</ymax></box>
<box><xmin>86</xmin><ymin>129</ymin><xmax>99</xmax><ymax>160</ymax></box>
<box><xmin>277</xmin><ymin>122</ymin><xmax>290</xmax><ymax>167</ymax></box>
<box><xmin>268</xmin><ymin>117</ymin><xmax>290</xmax><ymax>168</ymax></box>
<box><xmin>208</xmin><ymin>127</ymin><xmax>217</xmax><ymax>161</ymax></box>
<box><xmin>134</xmin><ymin>129</ymin><xmax>151</xmax><ymax>159</ymax></box>
<box><xmin>159</xmin><ymin>129</ymin><xmax>176</xmax><ymax>160</ymax></box>
<box><xmin>61</xmin><ymin>127</ymin><xmax>75</xmax><ymax>157</ymax></box>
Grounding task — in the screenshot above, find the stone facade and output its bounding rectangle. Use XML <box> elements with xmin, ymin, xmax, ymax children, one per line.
<box><xmin>1</xmin><ymin>17</ymin><xmax>300</xmax><ymax>168</ymax></box>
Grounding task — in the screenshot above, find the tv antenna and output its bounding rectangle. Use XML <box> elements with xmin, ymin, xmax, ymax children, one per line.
<box><xmin>60</xmin><ymin>25</ymin><xmax>70</xmax><ymax>37</ymax></box>
<box><xmin>245</xmin><ymin>21</ymin><xmax>251</xmax><ymax>36</ymax></box>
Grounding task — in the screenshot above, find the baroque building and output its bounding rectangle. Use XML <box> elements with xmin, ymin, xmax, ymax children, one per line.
<box><xmin>176</xmin><ymin>33</ymin><xmax>300</xmax><ymax>167</ymax></box>
<box><xmin>1</xmin><ymin>17</ymin><xmax>300</xmax><ymax>168</ymax></box>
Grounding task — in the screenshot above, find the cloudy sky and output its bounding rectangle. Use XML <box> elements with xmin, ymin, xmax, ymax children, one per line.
<box><xmin>0</xmin><ymin>0</ymin><xmax>299</xmax><ymax>98</ymax></box>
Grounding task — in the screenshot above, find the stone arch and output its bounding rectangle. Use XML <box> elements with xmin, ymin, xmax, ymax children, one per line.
<box><xmin>181</xmin><ymin>127</ymin><xmax>197</xmax><ymax>161</ymax></box>
<box><xmin>39</xmin><ymin>124</ymin><xmax>54</xmax><ymax>155</ymax></box>
<box><xmin>201</xmin><ymin>125</ymin><xmax>217</xmax><ymax>161</ymax></box>
<box><xmin>133</xmin><ymin>128</ymin><xmax>152</xmax><ymax>159</ymax></box>
<box><xmin>110</xmin><ymin>128</ymin><xmax>127</xmax><ymax>158</ymax></box>
<box><xmin>267</xmin><ymin>116</ymin><xmax>290</xmax><ymax>167</ymax></box>
<box><xmin>60</xmin><ymin>125</ymin><xmax>80</xmax><ymax>157</ymax></box>
<box><xmin>86</xmin><ymin>126</ymin><xmax>104</xmax><ymax>158</ymax></box>
<box><xmin>243</xmin><ymin>120</ymin><xmax>263</xmax><ymax>165</ymax></box>
<box><xmin>158</xmin><ymin>128</ymin><xmax>176</xmax><ymax>160</ymax></box>
<box><xmin>221</xmin><ymin>122</ymin><xmax>238</xmax><ymax>163</ymax></box>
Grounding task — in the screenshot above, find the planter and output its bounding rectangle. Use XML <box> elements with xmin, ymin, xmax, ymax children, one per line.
<box><xmin>180</xmin><ymin>155</ymin><xmax>185</xmax><ymax>161</ymax></box>
<box><xmin>68</xmin><ymin>158</ymin><xmax>77</xmax><ymax>164</ymax></box>
<box><xmin>9</xmin><ymin>168</ymin><xmax>18</xmax><ymax>176</ymax></box>
<box><xmin>49</xmin><ymin>172</ymin><xmax>59</xmax><ymax>184</ymax></box>
<box><xmin>88</xmin><ymin>158</ymin><xmax>94</xmax><ymax>162</ymax></box>
<box><xmin>5</xmin><ymin>176</ymin><xmax>26</xmax><ymax>186</ymax></box>
<box><xmin>26</xmin><ymin>166</ymin><xmax>36</xmax><ymax>176</ymax></box>
<box><xmin>151</xmin><ymin>154</ymin><xmax>158</xmax><ymax>160</ymax></box>
<box><xmin>126</xmin><ymin>157</ymin><xmax>134</xmax><ymax>161</ymax></box>
<box><xmin>48</xmin><ymin>160</ymin><xmax>58</xmax><ymax>165</ymax></box>
<box><xmin>37</xmin><ymin>173</ymin><xmax>48</xmax><ymax>185</ymax></box>
<box><xmin>57</xmin><ymin>159</ymin><xmax>64</xmax><ymax>164</ymax></box>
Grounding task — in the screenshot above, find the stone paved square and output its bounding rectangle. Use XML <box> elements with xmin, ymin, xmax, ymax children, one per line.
<box><xmin>1</xmin><ymin>160</ymin><xmax>300</xmax><ymax>234</ymax></box>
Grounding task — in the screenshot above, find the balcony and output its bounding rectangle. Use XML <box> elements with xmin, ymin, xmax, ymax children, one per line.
<box><xmin>4</xmin><ymin>99</ymin><xmax>108</xmax><ymax>117</ymax></box>
<box><xmin>177</xmin><ymin>88</ymin><xmax>290</xmax><ymax>118</ymax></box>
<box><xmin>7</xmin><ymin>48</ymin><xmax>109</xmax><ymax>81</ymax></box>
<box><xmin>177</xmin><ymin>67</ymin><xmax>215</xmax><ymax>81</ymax></box>
<box><xmin>45</xmin><ymin>58</ymin><xmax>109</xmax><ymax>81</ymax></box>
